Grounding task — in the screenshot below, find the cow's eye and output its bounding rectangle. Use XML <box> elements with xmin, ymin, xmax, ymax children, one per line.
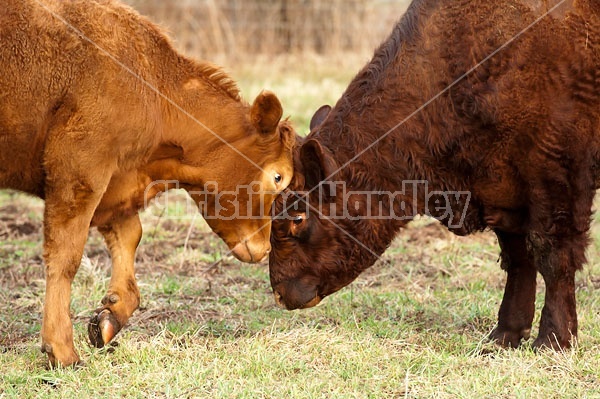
<box><xmin>274</xmin><ymin>174</ymin><xmax>282</xmax><ymax>184</ymax></box>
<box><xmin>293</xmin><ymin>215</ymin><xmax>304</xmax><ymax>225</ymax></box>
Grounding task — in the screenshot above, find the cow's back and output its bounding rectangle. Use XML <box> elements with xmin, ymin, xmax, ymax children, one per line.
<box><xmin>0</xmin><ymin>0</ymin><xmax>165</xmax><ymax>195</ymax></box>
<box><xmin>424</xmin><ymin>0</ymin><xmax>600</xmax><ymax>227</ymax></box>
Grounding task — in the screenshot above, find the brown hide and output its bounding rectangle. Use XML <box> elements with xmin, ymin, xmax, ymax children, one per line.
<box><xmin>0</xmin><ymin>0</ymin><xmax>295</xmax><ymax>366</ymax></box>
<box><xmin>270</xmin><ymin>0</ymin><xmax>600</xmax><ymax>350</ymax></box>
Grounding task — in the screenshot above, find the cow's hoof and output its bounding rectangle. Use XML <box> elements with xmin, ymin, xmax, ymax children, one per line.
<box><xmin>41</xmin><ymin>342</ymin><xmax>83</xmax><ymax>368</ymax></box>
<box><xmin>489</xmin><ymin>327</ymin><xmax>530</xmax><ymax>348</ymax></box>
<box><xmin>88</xmin><ymin>309</ymin><xmax>121</xmax><ymax>348</ymax></box>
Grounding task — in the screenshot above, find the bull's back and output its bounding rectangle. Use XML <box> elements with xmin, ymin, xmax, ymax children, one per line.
<box><xmin>390</xmin><ymin>0</ymin><xmax>600</xmax><ymax>209</ymax></box>
<box><xmin>439</xmin><ymin>0</ymin><xmax>599</xmax><ymax>168</ymax></box>
<box><xmin>497</xmin><ymin>0</ymin><xmax>600</xmax><ymax>183</ymax></box>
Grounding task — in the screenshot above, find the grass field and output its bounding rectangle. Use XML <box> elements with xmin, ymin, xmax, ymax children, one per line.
<box><xmin>2</xmin><ymin>57</ymin><xmax>600</xmax><ymax>398</ymax></box>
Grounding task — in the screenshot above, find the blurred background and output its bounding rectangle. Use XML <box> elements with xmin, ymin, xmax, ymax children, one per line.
<box><xmin>123</xmin><ymin>0</ymin><xmax>412</xmax><ymax>130</ymax></box>
<box><xmin>125</xmin><ymin>0</ymin><xmax>410</xmax><ymax>60</ymax></box>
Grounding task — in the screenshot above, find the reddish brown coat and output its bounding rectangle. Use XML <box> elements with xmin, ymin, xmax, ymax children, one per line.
<box><xmin>270</xmin><ymin>0</ymin><xmax>600</xmax><ymax>350</ymax></box>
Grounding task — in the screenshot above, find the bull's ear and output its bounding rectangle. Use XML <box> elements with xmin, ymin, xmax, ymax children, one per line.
<box><xmin>300</xmin><ymin>139</ymin><xmax>338</xmax><ymax>190</ymax></box>
<box><xmin>251</xmin><ymin>90</ymin><xmax>283</xmax><ymax>134</ymax></box>
<box><xmin>309</xmin><ymin>105</ymin><xmax>332</xmax><ymax>131</ymax></box>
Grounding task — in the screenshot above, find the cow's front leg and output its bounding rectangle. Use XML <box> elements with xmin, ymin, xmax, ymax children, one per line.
<box><xmin>489</xmin><ymin>231</ymin><xmax>537</xmax><ymax>348</ymax></box>
<box><xmin>529</xmin><ymin>233</ymin><xmax>585</xmax><ymax>350</ymax></box>
<box><xmin>88</xmin><ymin>214</ymin><xmax>142</xmax><ymax>348</ymax></box>
<box><xmin>41</xmin><ymin>188</ymin><xmax>107</xmax><ymax>367</ymax></box>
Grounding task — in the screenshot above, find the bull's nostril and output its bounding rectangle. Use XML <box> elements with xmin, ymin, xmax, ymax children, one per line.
<box><xmin>273</xmin><ymin>290</ymin><xmax>284</xmax><ymax>308</ymax></box>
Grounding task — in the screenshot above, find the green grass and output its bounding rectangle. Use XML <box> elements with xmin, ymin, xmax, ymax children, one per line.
<box><xmin>2</xmin><ymin>58</ymin><xmax>600</xmax><ymax>398</ymax></box>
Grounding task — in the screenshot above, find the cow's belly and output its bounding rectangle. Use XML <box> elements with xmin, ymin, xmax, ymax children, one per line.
<box><xmin>0</xmin><ymin>124</ymin><xmax>46</xmax><ymax>196</ymax></box>
<box><xmin>91</xmin><ymin>170</ymin><xmax>156</xmax><ymax>227</ymax></box>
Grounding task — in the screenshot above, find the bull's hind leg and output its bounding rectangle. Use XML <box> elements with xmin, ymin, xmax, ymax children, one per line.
<box><xmin>88</xmin><ymin>215</ymin><xmax>142</xmax><ymax>348</ymax></box>
<box><xmin>489</xmin><ymin>231</ymin><xmax>537</xmax><ymax>348</ymax></box>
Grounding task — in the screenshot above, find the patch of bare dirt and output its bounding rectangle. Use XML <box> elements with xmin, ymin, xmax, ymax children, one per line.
<box><xmin>404</xmin><ymin>221</ymin><xmax>453</xmax><ymax>244</ymax></box>
<box><xmin>0</xmin><ymin>201</ymin><xmax>45</xmax><ymax>291</ymax></box>
<box><xmin>0</xmin><ymin>204</ymin><xmax>42</xmax><ymax>239</ymax></box>
<box><xmin>359</xmin><ymin>220</ymin><xmax>499</xmax><ymax>290</ymax></box>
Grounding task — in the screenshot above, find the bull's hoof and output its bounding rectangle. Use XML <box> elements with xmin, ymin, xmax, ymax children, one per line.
<box><xmin>532</xmin><ymin>333</ymin><xmax>572</xmax><ymax>351</ymax></box>
<box><xmin>489</xmin><ymin>327</ymin><xmax>531</xmax><ymax>348</ymax></box>
<box><xmin>88</xmin><ymin>309</ymin><xmax>121</xmax><ymax>348</ymax></box>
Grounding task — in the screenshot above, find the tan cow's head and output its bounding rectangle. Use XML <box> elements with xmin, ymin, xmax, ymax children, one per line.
<box><xmin>182</xmin><ymin>91</ymin><xmax>295</xmax><ymax>263</ymax></box>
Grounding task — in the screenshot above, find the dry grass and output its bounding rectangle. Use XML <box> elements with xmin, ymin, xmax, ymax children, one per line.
<box><xmin>1</xmin><ymin>189</ymin><xmax>600</xmax><ymax>398</ymax></box>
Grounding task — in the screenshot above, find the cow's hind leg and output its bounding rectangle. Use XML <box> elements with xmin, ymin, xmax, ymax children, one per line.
<box><xmin>489</xmin><ymin>230</ymin><xmax>537</xmax><ymax>348</ymax></box>
<box><xmin>88</xmin><ymin>215</ymin><xmax>142</xmax><ymax>348</ymax></box>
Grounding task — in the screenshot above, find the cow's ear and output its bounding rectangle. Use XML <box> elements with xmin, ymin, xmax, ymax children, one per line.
<box><xmin>309</xmin><ymin>105</ymin><xmax>332</xmax><ymax>131</ymax></box>
<box><xmin>251</xmin><ymin>90</ymin><xmax>283</xmax><ymax>134</ymax></box>
<box><xmin>300</xmin><ymin>139</ymin><xmax>338</xmax><ymax>190</ymax></box>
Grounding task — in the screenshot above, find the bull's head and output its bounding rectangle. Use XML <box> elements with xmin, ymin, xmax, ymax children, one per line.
<box><xmin>269</xmin><ymin>106</ymin><xmax>388</xmax><ymax>309</ymax></box>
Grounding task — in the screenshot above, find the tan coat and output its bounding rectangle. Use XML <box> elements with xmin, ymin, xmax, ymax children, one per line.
<box><xmin>0</xmin><ymin>0</ymin><xmax>295</xmax><ymax>366</ymax></box>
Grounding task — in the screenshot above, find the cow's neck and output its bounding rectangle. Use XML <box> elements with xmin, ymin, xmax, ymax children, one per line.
<box><xmin>145</xmin><ymin>59</ymin><xmax>247</xmax><ymax>185</ymax></box>
<box><xmin>317</xmin><ymin>14</ymin><xmax>445</xmax><ymax>192</ymax></box>
<box><xmin>320</xmin><ymin>61</ymin><xmax>441</xmax><ymax>214</ymax></box>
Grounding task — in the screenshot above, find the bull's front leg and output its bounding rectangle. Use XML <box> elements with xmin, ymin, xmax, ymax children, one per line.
<box><xmin>489</xmin><ymin>230</ymin><xmax>537</xmax><ymax>348</ymax></box>
<box><xmin>529</xmin><ymin>233</ymin><xmax>585</xmax><ymax>349</ymax></box>
<box><xmin>88</xmin><ymin>214</ymin><xmax>142</xmax><ymax>348</ymax></box>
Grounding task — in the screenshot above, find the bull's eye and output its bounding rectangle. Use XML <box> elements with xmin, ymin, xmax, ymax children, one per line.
<box><xmin>274</xmin><ymin>173</ymin><xmax>282</xmax><ymax>184</ymax></box>
<box><xmin>289</xmin><ymin>214</ymin><xmax>307</xmax><ymax>239</ymax></box>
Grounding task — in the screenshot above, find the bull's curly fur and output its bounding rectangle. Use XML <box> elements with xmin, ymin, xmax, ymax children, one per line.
<box><xmin>270</xmin><ymin>0</ymin><xmax>600</xmax><ymax>350</ymax></box>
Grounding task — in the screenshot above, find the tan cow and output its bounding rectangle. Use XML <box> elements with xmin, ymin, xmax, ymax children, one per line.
<box><xmin>0</xmin><ymin>0</ymin><xmax>295</xmax><ymax>367</ymax></box>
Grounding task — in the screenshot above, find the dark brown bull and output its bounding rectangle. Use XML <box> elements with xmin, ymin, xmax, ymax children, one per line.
<box><xmin>1</xmin><ymin>0</ymin><xmax>295</xmax><ymax>367</ymax></box>
<box><xmin>269</xmin><ymin>0</ymin><xmax>600</xmax><ymax>350</ymax></box>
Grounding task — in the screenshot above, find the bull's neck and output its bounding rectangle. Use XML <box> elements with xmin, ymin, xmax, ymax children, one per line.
<box><xmin>314</xmin><ymin>5</ymin><xmax>453</xmax><ymax>271</ymax></box>
<box><xmin>318</xmin><ymin>9</ymin><xmax>436</xmax><ymax>191</ymax></box>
